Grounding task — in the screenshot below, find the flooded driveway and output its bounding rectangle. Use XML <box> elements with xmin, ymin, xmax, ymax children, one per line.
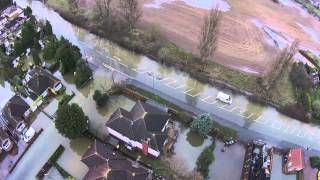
<box><xmin>14</xmin><ymin>0</ymin><xmax>320</xmax><ymax>154</ymax></box>
<box><xmin>8</xmin><ymin>111</ymin><xmax>90</xmax><ymax>180</ymax></box>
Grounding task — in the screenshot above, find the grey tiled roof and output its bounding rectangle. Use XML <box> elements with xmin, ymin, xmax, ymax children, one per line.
<box><xmin>81</xmin><ymin>140</ymin><xmax>149</xmax><ymax>180</ymax></box>
<box><xmin>106</xmin><ymin>101</ymin><xmax>169</xmax><ymax>152</ymax></box>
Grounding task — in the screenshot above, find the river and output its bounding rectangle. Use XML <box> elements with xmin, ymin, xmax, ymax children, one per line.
<box><xmin>12</xmin><ymin>0</ymin><xmax>320</xmax><ymax>154</ymax></box>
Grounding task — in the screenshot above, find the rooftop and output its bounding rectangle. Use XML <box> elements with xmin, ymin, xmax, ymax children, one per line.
<box><xmin>81</xmin><ymin>140</ymin><xmax>150</xmax><ymax>180</ymax></box>
<box><xmin>106</xmin><ymin>101</ymin><xmax>170</xmax><ymax>152</ymax></box>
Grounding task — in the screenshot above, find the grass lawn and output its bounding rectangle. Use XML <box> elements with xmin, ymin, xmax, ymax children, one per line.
<box><xmin>47</xmin><ymin>0</ymin><xmax>70</xmax><ymax>12</ymax></box>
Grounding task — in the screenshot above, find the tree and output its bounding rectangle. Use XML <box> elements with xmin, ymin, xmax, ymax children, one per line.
<box><xmin>74</xmin><ymin>60</ymin><xmax>93</xmax><ymax>88</ymax></box>
<box><xmin>42</xmin><ymin>20</ymin><xmax>53</xmax><ymax>37</ymax></box>
<box><xmin>312</xmin><ymin>100</ymin><xmax>320</xmax><ymax>120</ymax></box>
<box><xmin>69</xmin><ymin>0</ymin><xmax>79</xmax><ymax>12</ymax></box>
<box><xmin>93</xmin><ymin>90</ymin><xmax>109</xmax><ymax>107</ymax></box>
<box><xmin>13</xmin><ymin>39</ymin><xmax>25</xmax><ymax>56</ymax></box>
<box><xmin>55</xmin><ymin>103</ymin><xmax>89</xmax><ymax>139</ymax></box>
<box><xmin>196</xmin><ymin>144</ymin><xmax>215</xmax><ymax>178</ymax></box>
<box><xmin>43</xmin><ymin>37</ymin><xmax>59</xmax><ymax>60</ymax></box>
<box><xmin>198</xmin><ymin>7</ymin><xmax>221</xmax><ymax>70</ymax></box>
<box><xmin>55</xmin><ymin>39</ymin><xmax>81</xmax><ymax>74</ymax></box>
<box><xmin>119</xmin><ymin>0</ymin><xmax>141</xmax><ymax>30</ymax></box>
<box><xmin>23</xmin><ymin>6</ymin><xmax>32</xmax><ymax>18</ymax></box>
<box><xmin>21</xmin><ymin>21</ymin><xmax>37</xmax><ymax>48</ymax></box>
<box><xmin>261</xmin><ymin>40</ymin><xmax>299</xmax><ymax>91</ymax></box>
<box><xmin>290</xmin><ymin>62</ymin><xmax>312</xmax><ymax>92</ymax></box>
<box><xmin>32</xmin><ymin>49</ymin><xmax>41</xmax><ymax>66</ymax></box>
<box><xmin>191</xmin><ymin>114</ymin><xmax>214</xmax><ymax>137</ymax></box>
<box><xmin>0</xmin><ymin>51</ymin><xmax>14</xmax><ymax>79</ymax></box>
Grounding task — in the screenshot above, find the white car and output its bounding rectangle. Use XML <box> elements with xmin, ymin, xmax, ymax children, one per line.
<box><xmin>23</xmin><ymin>127</ymin><xmax>36</xmax><ymax>143</ymax></box>
<box><xmin>2</xmin><ymin>138</ymin><xmax>14</xmax><ymax>152</ymax></box>
<box><xmin>216</xmin><ymin>92</ymin><xmax>232</xmax><ymax>104</ymax></box>
<box><xmin>16</xmin><ymin>121</ymin><xmax>27</xmax><ymax>134</ymax></box>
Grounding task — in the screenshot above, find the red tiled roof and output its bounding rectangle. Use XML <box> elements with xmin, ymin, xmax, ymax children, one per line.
<box><xmin>287</xmin><ymin>148</ymin><xmax>304</xmax><ymax>172</ymax></box>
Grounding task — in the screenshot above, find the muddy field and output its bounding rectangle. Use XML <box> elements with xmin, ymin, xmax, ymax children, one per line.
<box><xmin>78</xmin><ymin>0</ymin><xmax>320</xmax><ymax>75</ymax></box>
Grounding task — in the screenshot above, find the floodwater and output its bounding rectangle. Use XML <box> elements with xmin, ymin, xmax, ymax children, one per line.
<box><xmin>54</xmin><ymin>68</ymin><xmax>136</xmax><ymax>140</ymax></box>
<box><xmin>144</xmin><ymin>0</ymin><xmax>231</xmax><ymax>11</ymax></box>
<box><xmin>170</xmin><ymin>122</ymin><xmax>212</xmax><ymax>173</ymax></box>
<box><xmin>9</xmin><ymin>0</ymin><xmax>320</xmax><ymax>178</ymax></box>
<box><xmin>8</xmin><ymin>112</ymin><xmax>90</xmax><ymax>180</ymax></box>
<box><xmin>252</xmin><ymin>19</ymin><xmax>291</xmax><ymax>49</ymax></box>
<box><xmin>297</xmin><ymin>22</ymin><xmax>320</xmax><ymax>44</ymax></box>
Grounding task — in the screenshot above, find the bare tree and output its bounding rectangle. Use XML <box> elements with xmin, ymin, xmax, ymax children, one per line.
<box><xmin>261</xmin><ymin>40</ymin><xmax>299</xmax><ymax>91</ymax></box>
<box><xmin>95</xmin><ymin>0</ymin><xmax>113</xmax><ymax>26</ymax></box>
<box><xmin>198</xmin><ymin>7</ymin><xmax>221</xmax><ymax>70</ymax></box>
<box><xmin>69</xmin><ymin>0</ymin><xmax>79</xmax><ymax>12</ymax></box>
<box><xmin>119</xmin><ymin>0</ymin><xmax>142</xmax><ymax>30</ymax></box>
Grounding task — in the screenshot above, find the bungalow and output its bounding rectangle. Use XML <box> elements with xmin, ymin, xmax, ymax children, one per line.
<box><xmin>106</xmin><ymin>101</ymin><xmax>170</xmax><ymax>157</ymax></box>
<box><xmin>81</xmin><ymin>140</ymin><xmax>151</xmax><ymax>180</ymax></box>
<box><xmin>284</xmin><ymin>148</ymin><xmax>304</xmax><ymax>174</ymax></box>
<box><xmin>2</xmin><ymin>6</ymin><xmax>23</xmax><ymax>21</ymax></box>
<box><xmin>23</xmin><ymin>66</ymin><xmax>63</xmax><ymax>98</ymax></box>
<box><xmin>1</xmin><ymin>95</ymin><xmax>31</xmax><ymax>136</ymax></box>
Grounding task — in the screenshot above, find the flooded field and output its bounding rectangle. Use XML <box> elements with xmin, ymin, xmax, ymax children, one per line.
<box><xmin>145</xmin><ymin>0</ymin><xmax>231</xmax><ymax>11</ymax></box>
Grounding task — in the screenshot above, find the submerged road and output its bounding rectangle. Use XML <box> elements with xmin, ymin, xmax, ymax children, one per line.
<box><xmin>16</xmin><ymin>0</ymin><xmax>320</xmax><ymax>155</ymax></box>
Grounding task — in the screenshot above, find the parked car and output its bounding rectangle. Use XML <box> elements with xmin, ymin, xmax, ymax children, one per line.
<box><xmin>16</xmin><ymin>121</ymin><xmax>27</xmax><ymax>134</ymax></box>
<box><xmin>1</xmin><ymin>138</ymin><xmax>14</xmax><ymax>152</ymax></box>
<box><xmin>216</xmin><ymin>92</ymin><xmax>232</xmax><ymax>104</ymax></box>
<box><xmin>23</xmin><ymin>127</ymin><xmax>36</xmax><ymax>143</ymax></box>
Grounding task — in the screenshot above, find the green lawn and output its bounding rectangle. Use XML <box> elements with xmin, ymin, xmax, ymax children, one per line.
<box><xmin>47</xmin><ymin>0</ymin><xmax>70</xmax><ymax>12</ymax></box>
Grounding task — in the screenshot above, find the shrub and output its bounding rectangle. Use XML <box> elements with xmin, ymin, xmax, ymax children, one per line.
<box><xmin>310</xmin><ymin>156</ymin><xmax>320</xmax><ymax>169</ymax></box>
<box><xmin>55</xmin><ymin>103</ymin><xmax>89</xmax><ymax>139</ymax></box>
<box><xmin>191</xmin><ymin>114</ymin><xmax>214</xmax><ymax>137</ymax></box>
<box><xmin>196</xmin><ymin>144</ymin><xmax>215</xmax><ymax>178</ymax></box>
<box><xmin>48</xmin><ymin>145</ymin><xmax>65</xmax><ymax>164</ymax></box>
<box><xmin>312</xmin><ymin>100</ymin><xmax>320</xmax><ymax>120</ymax></box>
<box><xmin>59</xmin><ymin>94</ymin><xmax>74</xmax><ymax>106</ymax></box>
<box><xmin>74</xmin><ymin>60</ymin><xmax>92</xmax><ymax>88</ymax></box>
<box><xmin>93</xmin><ymin>90</ymin><xmax>109</xmax><ymax>107</ymax></box>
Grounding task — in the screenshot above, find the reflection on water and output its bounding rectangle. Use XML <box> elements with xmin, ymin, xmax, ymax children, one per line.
<box><xmin>172</xmin><ymin>123</ymin><xmax>212</xmax><ymax>171</ymax></box>
<box><xmin>186</xmin><ymin>130</ymin><xmax>204</xmax><ymax>147</ymax></box>
<box><xmin>69</xmin><ymin>137</ymin><xmax>92</xmax><ymax>156</ymax></box>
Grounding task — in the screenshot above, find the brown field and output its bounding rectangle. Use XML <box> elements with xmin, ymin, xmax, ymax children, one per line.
<box><xmin>78</xmin><ymin>0</ymin><xmax>320</xmax><ymax>75</ymax></box>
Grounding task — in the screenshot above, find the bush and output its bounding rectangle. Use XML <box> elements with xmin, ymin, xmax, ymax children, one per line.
<box><xmin>191</xmin><ymin>114</ymin><xmax>214</xmax><ymax>137</ymax></box>
<box><xmin>74</xmin><ymin>60</ymin><xmax>92</xmax><ymax>88</ymax></box>
<box><xmin>312</xmin><ymin>100</ymin><xmax>320</xmax><ymax>120</ymax></box>
<box><xmin>310</xmin><ymin>156</ymin><xmax>320</xmax><ymax>169</ymax></box>
<box><xmin>196</xmin><ymin>144</ymin><xmax>215</xmax><ymax>178</ymax></box>
<box><xmin>59</xmin><ymin>93</ymin><xmax>74</xmax><ymax>106</ymax></box>
<box><xmin>93</xmin><ymin>90</ymin><xmax>109</xmax><ymax>107</ymax></box>
<box><xmin>211</xmin><ymin>121</ymin><xmax>238</xmax><ymax>141</ymax></box>
<box><xmin>55</xmin><ymin>103</ymin><xmax>89</xmax><ymax>139</ymax></box>
<box><xmin>48</xmin><ymin>145</ymin><xmax>65</xmax><ymax>164</ymax></box>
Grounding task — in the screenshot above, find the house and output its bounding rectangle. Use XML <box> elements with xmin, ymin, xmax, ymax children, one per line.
<box><xmin>284</xmin><ymin>148</ymin><xmax>304</xmax><ymax>174</ymax></box>
<box><xmin>106</xmin><ymin>101</ymin><xmax>171</xmax><ymax>157</ymax></box>
<box><xmin>2</xmin><ymin>6</ymin><xmax>23</xmax><ymax>21</ymax></box>
<box><xmin>81</xmin><ymin>140</ymin><xmax>151</xmax><ymax>180</ymax></box>
<box><xmin>0</xmin><ymin>16</ymin><xmax>7</xmax><ymax>26</ymax></box>
<box><xmin>1</xmin><ymin>95</ymin><xmax>31</xmax><ymax>136</ymax></box>
<box><xmin>241</xmin><ymin>140</ymin><xmax>274</xmax><ymax>180</ymax></box>
<box><xmin>23</xmin><ymin>66</ymin><xmax>63</xmax><ymax>97</ymax></box>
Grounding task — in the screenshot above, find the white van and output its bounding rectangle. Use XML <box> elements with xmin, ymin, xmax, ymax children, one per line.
<box><xmin>23</xmin><ymin>127</ymin><xmax>36</xmax><ymax>143</ymax></box>
<box><xmin>216</xmin><ymin>92</ymin><xmax>232</xmax><ymax>104</ymax></box>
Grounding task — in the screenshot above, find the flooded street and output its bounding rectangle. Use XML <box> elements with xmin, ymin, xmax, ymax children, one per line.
<box><xmin>14</xmin><ymin>0</ymin><xmax>320</xmax><ymax>152</ymax></box>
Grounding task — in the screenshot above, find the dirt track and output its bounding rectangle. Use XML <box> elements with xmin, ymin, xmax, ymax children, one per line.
<box><xmin>138</xmin><ymin>0</ymin><xmax>320</xmax><ymax>75</ymax></box>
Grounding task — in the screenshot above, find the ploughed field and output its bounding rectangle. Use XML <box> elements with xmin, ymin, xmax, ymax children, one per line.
<box><xmin>74</xmin><ymin>0</ymin><xmax>320</xmax><ymax>75</ymax></box>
